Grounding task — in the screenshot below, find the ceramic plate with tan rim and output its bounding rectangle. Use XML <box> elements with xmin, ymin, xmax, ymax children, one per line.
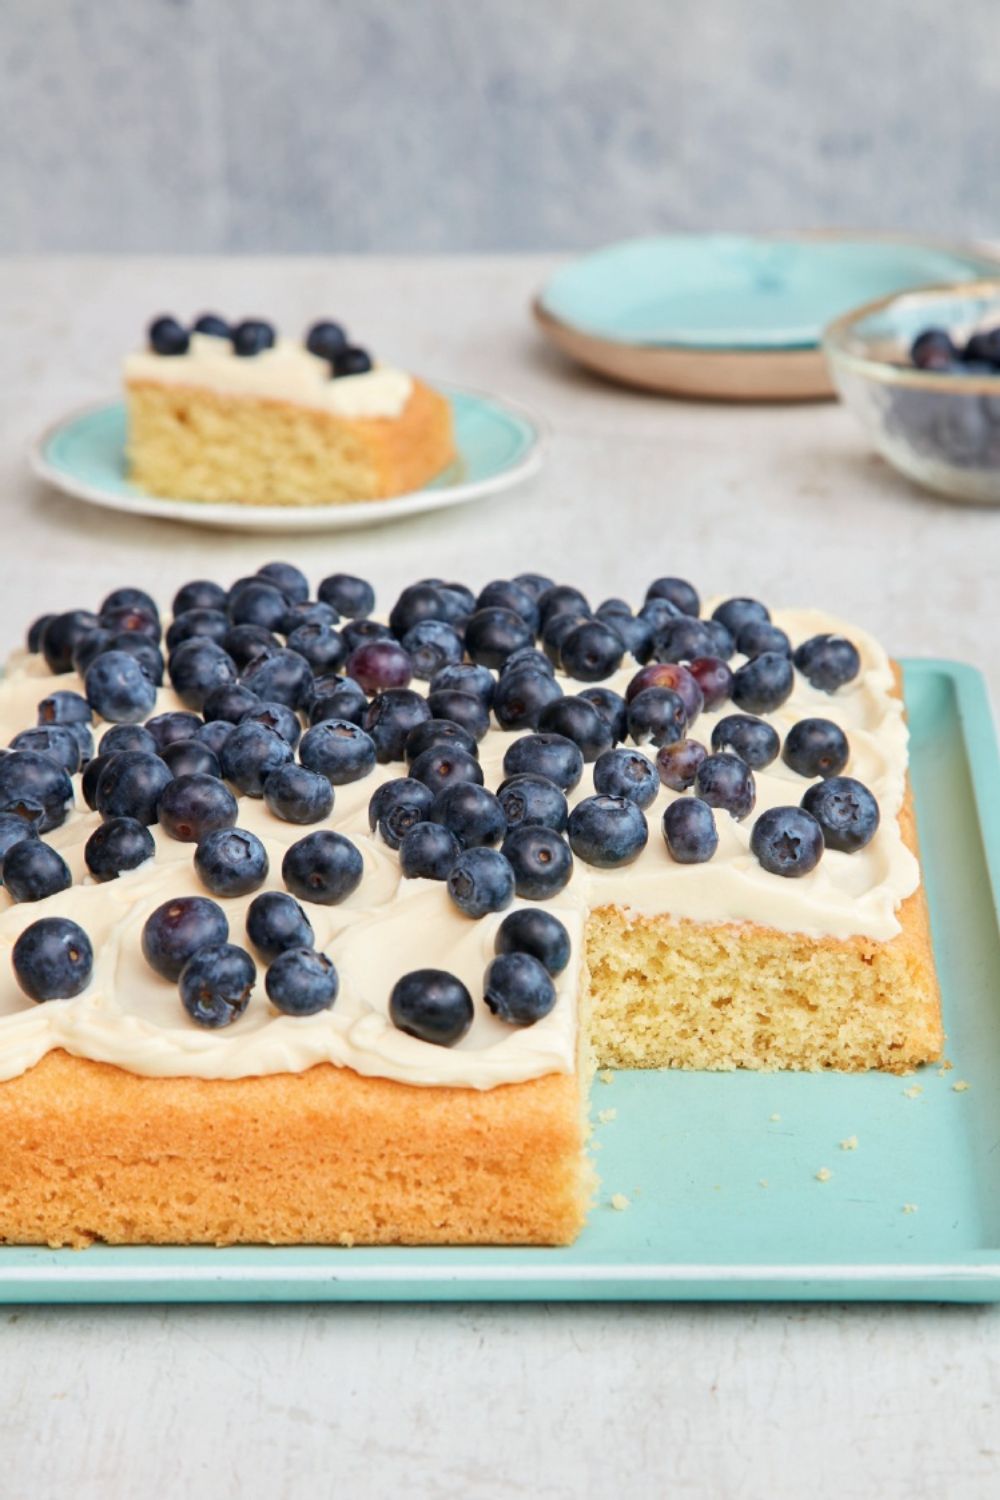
<box><xmin>534</xmin><ymin>234</ymin><xmax>1000</xmax><ymax>402</ymax></box>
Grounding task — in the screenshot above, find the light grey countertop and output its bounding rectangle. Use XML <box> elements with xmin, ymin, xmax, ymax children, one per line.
<box><xmin>1</xmin><ymin>256</ymin><xmax>999</xmax><ymax>1499</ymax></box>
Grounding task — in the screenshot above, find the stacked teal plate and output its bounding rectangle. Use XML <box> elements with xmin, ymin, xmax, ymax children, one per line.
<box><xmin>535</xmin><ymin>234</ymin><xmax>1000</xmax><ymax>400</ymax></box>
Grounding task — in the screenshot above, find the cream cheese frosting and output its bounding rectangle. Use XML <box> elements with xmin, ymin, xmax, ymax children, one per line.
<box><xmin>124</xmin><ymin>333</ymin><xmax>414</xmax><ymax>419</ymax></box>
<box><xmin>0</xmin><ymin>607</ymin><xmax>918</xmax><ymax>1089</ymax></box>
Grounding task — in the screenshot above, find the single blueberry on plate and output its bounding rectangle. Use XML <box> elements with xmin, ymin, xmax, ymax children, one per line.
<box><xmin>409</xmin><ymin>744</ymin><xmax>484</xmax><ymax>798</ymax></box>
<box><xmin>246</xmin><ymin>890</ymin><xmax>315</xmax><ymax>962</ymax></box>
<box><xmin>493</xmin><ymin>668</ymin><xmax>563</xmax><ymax>731</ymax></box>
<box><xmin>537</xmin><ymin>584</ymin><xmax>590</xmax><ymax>629</ymax></box>
<box><xmin>12</xmin><ymin>917</ymin><xmax>93</xmax><ymax>1002</ymax></box>
<box><xmin>401</xmin><ymin>621</ymin><xmax>464</xmax><ymax>680</ymax></box>
<box><xmin>148</xmin><ymin>315</ymin><xmax>189</xmax><ymax>355</ymax></box>
<box><xmin>793</xmin><ymin>634</ymin><xmax>861</xmax><ymax>693</ymax></box>
<box><xmin>0</xmin><ymin>750</ymin><xmax>73</xmax><ymax>833</ymax></box>
<box><xmin>711</xmin><ymin>713</ymin><xmax>780</xmax><ymax>770</ymax></box>
<box><xmin>173</xmin><ymin>579</ymin><xmax>228</xmax><ymax>616</ymax></box>
<box><xmin>95</xmin><ymin>751</ymin><xmax>172</xmax><ymax>825</ymax></box>
<box><xmin>731</xmin><ymin>651</ymin><xmax>794</xmax><ymax>714</ymax></box>
<box><xmin>10</xmin><ymin>726</ymin><xmax>81</xmax><ymax>776</ymax></box>
<box><xmin>239</xmin><ymin>700</ymin><xmax>301</xmax><ymax>749</ymax></box>
<box><xmin>362</xmin><ymin>689</ymin><xmax>430</xmax><ymax>763</ymax></box>
<box><xmin>142</xmin><ymin>895</ymin><xmax>230</xmax><ymax>981</ymax></box>
<box><xmin>447</xmin><ymin>847</ymin><xmax>516</xmax><ymax>918</ymax></box>
<box><xmin>145</xmin><ymin>711</ymin><xmax>203</xmax><ymax>750</ymax></box>
<box><xmin>37</xmin><ymin>689</ymin><xmax>92</xmax><ymax>727</ymax></box>
<box><xmin>494</xmin><ymin>908</ymin><xmax>571</xmax><ymax>976</ymax></box>
<box><xmin>389</xmin><ymin>969</ymin><xmax>474</xmax><ymax>1047</ymax></box>
<box><xmin>501</xmin><ymin>647</ymin><xmax>555</xmax><ymax>680</ymax></box>
<box><xmin>655</xmin><ymin>737</ymin><xmax>708</xmax><ymax>792</ymax></box>
<box><xmin>265</xmin><ymin>946</ymin><xmax>339</xmax><ymax>1016</ymax></box>
<box><xmin>84</xmin><ymin>816</ymin><xmax>155</xmax><ymax>881</ymax></box>
<box><xmin>179</xmin><ymin>942</ymin><xmax>257</xmax><ymax>1028</ymax></box>
<box><xmin>220</xmin><ymin>721</ymin><xmax>294</xmax><ymax>796</ymax></box>
<box><xmin>405</xmin><ymin>718</ymin><xmax>478</xmax><ymax>766</ymax></box>
<box><xmin>263</xmin><ymin>763</ymin><xmax>334</xmax><ymax>824</ymax></box>
<box><xmin>502</xmin><ymin>733</ymin><xmax>584</xmax><ymax>793</ymax></box>
<box><xmin>567</xmin><ymin>794</ymin><xmax>648</xmax><ymax>868</ymax></box>
<box><xmin>500</xmin><ymin>825</ymin><xmax>574</xmax><ymax>900</ymax></box>
<box><xmin>309</xmin><ymin>678</ymin><xmax>369</xmax><ymax>728</ymax></box>
<box><xmin>282</xmin><ymin>830</ymin><xmax>364</xmax><ymax>906</ymax></box>
<box><xmin>662</xmin><ymin>796</ymin><xmax>719</xmax><ymax>864</ymax></box>
<box><xmin>626</xmin><ymin>686</ymin><xmax>687</xmax><ymax>748</ymax></box>
<box><xmin>593</xmin><ymin>747</ymin><xmax>659</xmax><ymax>809</ymax></box>
<box><xmin>159</xmin><ymin>739</ymin><xmax>222</xmax><ymax>779</ymax></box>
<box><xmin>559</xmin><ymin>620</ymin><xmax>624</xmax><ymax>682</ymax></box>
<box><xmin>368</xmin><ymin>777</ymin><xmax>435</xmax><ymax>833</ymax></box>
<box><xmin>388</xmin><ymin>583</ymin><xmax>449</xmax><ymax>637</ymax></box>
<box><xmin>512</xmin><ymin>571</ymin><xmax>556</xmax><ymax>603</ymax></box>
<box><xmin>287</xmin><ymin>622</ymin><xmax>346</xmax><ymax>675</ymax></box>
<box><xmin>231</xmin><ymin>319</ymin><xmax>276</xmax><ymax>357</ymax></box>
<box><xmin>196</xmin><ymin>719</ymin><xmax>236</xmax><ymax>758</ymax></box>
<box><xmin>202</xmin><ymin>685</ymin><xmax>265</xmax><ymax>734</ymax></box>
<box><xmin>168</xmin><ymin>638</ymin><xmax>238</xmax><ymax>711</ymax></box>
<box><xmin>425</xmin><ymin>690</ymin><xmax>491</xmax><ymax>742</ymax></box>
<box><xmin>257</xmin><ymin>561</ymin><xmax>309</xmax><ymax>603</ymax></box>
<box><xmin>464</xmin><ymin>607</ymin><xmax>534</xmax><ymax>669</ymax></box>
<box><xmin>801</xmin><ymin>776</ymin><xmax>880</xmax><ymax>853</ymax></box>
<box><xmin>430</xmin><ymin>663</ymin><xmax>496</xmax><ymax>710</ymax></box>
<box><xmin>318</xmin><ymin>572</ymin><xmax>375</xmax><ymax>620</ymax></box>
<box><xmin>165</xmin><ymin>608</ymin><xmax>230</xmax><ymax>652</ymax></box>
<box><xmin>194</xmin><ymin>827</ymin><xmax>269</xmax><ymax>897</ymax></box>
<box><xmin>484</xmin><ymin>952</ymin><xmax>557</xmax><ymax>1027</ymax></box>
<box><xmin>694</xmin><ymin>752</ymin><xmax>756</xmax><ymax>820</ymax></box>
<box><xmin>2</xmin><ymin>839</ymin><xmax>72</xmax><ymax>902</ymax></box>
<box><xmin>477</xmin><ymin>579</ymin><xmax>540</xmax><ymax>631</ymax></box>
<box><xmin>645</xmin><ymin>576</ymin><xmax>700</xmax><ymax>617</ymax></box>
<box><xmin>750</xmin><ymin>806</ymin><xmax>825</xmax><ymax>878</ymax></box>
<box><xmin>240</xmin><ymin>648</ymin><xmax>314</xmax><ymax>711</ymax></box>
<box><xmin>399</xmin><ymin>821</ymin><xmax>462</xmax><ymax>881</ymax></box>
<box><xmin>158</xmin><ymin>774</ymin><xmax>239</xmax><ymax>843</ymax></box>
<box><xmin>228</xmin><ymin>580</ymin><xmax>289</xmax><ymax>632</ymax></box>
<box><xmin>538</xmin><ymin>696</ymin><xmax>614</xmax><ymax>762</ymax></box>
<box><xmin>782</xmin><ymin>718</ymin><xmax>850</xmax><ymax>779</ymax></box>
<box><xmin>496</xmin><ymin>773</ymin><xmax>568</xmax><ymax>834</ymax></box>
<box><xmin>430</xmin><ymin>783</ymin><xmax>507</xmax><ymax>849</ymax></box>
<box><xmin>224</xmin><ymin>623</ymin><xmax>280</xmax><ymax>671</ymax></box>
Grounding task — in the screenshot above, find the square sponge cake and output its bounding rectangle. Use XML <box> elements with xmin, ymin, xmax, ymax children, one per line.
<box><xmin>0</xmin><ymin>574</ymin><xmax>942</xmax><ymax>1247</ymax></box>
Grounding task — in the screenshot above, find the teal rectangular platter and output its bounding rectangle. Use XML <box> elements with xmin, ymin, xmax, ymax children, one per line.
<box><xmin>1</xmin><ymin>659</ymin><xmax>998</xmax><ymax>1304</ymax></box>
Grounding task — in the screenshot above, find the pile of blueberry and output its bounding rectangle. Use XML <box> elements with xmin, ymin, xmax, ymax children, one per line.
<box><xmin>147</xmin><ymin>314</ymin><xmax>373</xmax><ymax>379</ymax></box>
<box><xmin>4</xmin><ymin>565</ymin><xmax>881</xmax><ymax>1049</ymax></box>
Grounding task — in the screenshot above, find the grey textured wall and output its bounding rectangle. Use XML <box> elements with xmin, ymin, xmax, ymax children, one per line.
<box><xmin>3</xmin><ymin>0</ymin><xmax>999</xmax><ymax>253</ymax></box>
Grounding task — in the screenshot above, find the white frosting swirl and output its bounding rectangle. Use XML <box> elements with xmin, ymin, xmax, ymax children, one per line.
<box><xmin>0</xmin><ymin>608</ymin><xmax>917</xmax><ymax>1089</ymax></box>
<box><xmin>124</xmin><ymin>333</ymin><xmax>414</xmax><ymax>418</ymax></box>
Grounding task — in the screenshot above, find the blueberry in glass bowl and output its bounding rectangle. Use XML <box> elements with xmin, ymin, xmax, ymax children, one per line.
<box><xmin>823</xmin><ymin>279</ymin><xmax>1000</xmax><ymax>504</ymax></box>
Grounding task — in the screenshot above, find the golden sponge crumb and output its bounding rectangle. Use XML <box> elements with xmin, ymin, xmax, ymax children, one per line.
<box><xmin>126</xmin><ymin>377</ymin><xmax>455</xmax><ymax>506</ymax></box>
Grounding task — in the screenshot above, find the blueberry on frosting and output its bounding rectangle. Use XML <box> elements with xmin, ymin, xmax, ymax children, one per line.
<box><xmin>148</xmin><ymin>316</ymin><xmax>189</xmax><ymax>356</ymax></box>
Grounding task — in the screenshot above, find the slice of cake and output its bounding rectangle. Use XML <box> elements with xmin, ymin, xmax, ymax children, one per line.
<box><xmin>0</xmin><ymin>567</ymin><xmax>942</xmax><ymax>1248</ymax></box>
<box><xmin>124</xmin><ymin>315</ymin><xmax>456</xmax><ymax>506</ymax></box>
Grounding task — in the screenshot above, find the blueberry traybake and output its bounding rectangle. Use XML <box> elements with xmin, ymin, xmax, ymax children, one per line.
<box><xmin>0</xmin><ymin>567</ymin><xmax>941</xmax><ymax>1246</ymax></box>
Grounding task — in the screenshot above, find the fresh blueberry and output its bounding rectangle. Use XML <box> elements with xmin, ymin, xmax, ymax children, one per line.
<box><xmin>494</xmin><ymin>908</ymin><xmax>570</xmax><ymax>976</ymax></box>
<box><xmin>578</xmin><ymin>686</ymin><xmax>628</xmax><ymax>743</ymax></box>
<box><xmin>148</xmin><ymin>315</ymin><xmax>189</xmax><ymax>355</ymax></box>
<box><xmin>707</xmin><ymin>621</ymin><xmax>739</xmax><ymax>660</ymax></box>
<box><xmin>645</xmin><ymin>576</ymin><xmax>700</xmax><ymax>617</ymax></box>
<box><xmin>625</xmin><ymin>662</ymin><xmax>703</xmax><ymax>723</ymax></box>
<box><xmin>464</xmin><ymin>607</ymin><xmax>534</xmax><ymax>669</ymax></box>
<box><xmin>2</xmin><ymin>838</ymin><xmax>71</xmax><ymax>902</ymax></box>
<box><xmin>346</xmin><ymin>640</ymin><xmax>413</xmax><ymax>696</ymax></box>
<box><xmin>333</xmin><ymin>346</ymin><xmax>373</xmax><ymax>377</ymax></box>
<box><xmin>502</xmin><ymin>647</ymin><xmax>555</xmax><ymax>680</ymax></box>
<box><xmin>240</xmin><ymin>648</ymin><xmax>314</xmax><ymax>710</ymax></box>
<box><xmin>142</xmin><ymin>895</ymin><xmax>229</xmax><ymax>981</ymax></box>
<box><xmin>173</xmin><ymin>579</ymin><xmax>228</xmax><ymax>616</ymax></box>
<box><xmin>686</xmin><ymin>656</ymin><xmax>733</xmax><ymax>711</ymax></box>
<box><xmin>158</xmin><ymin>773</ymin><xmax>238</xmax><ymax>843</ymax></box>
<box><xmin>309</xmin><ymin>678</ymin><xmax>369</xmax><ymax>728</ymax></box>
<box><xmin>192</xmin><ymin>313</ymin><xmax>230</xmax><ymax>338</ymax></box>
<box><xmin>165</xmin><ymin>608</ymin><xmax>230</xmax><ymax>652</ymax></box>
<box><xmin>736</xmin><ymin>620</ymin><xmax>791</xmax><ymax>659</ymax></box>
<box><xmin>318</xmin><ymin>572</ymin><xmax>375</xmax><ymax>620</ymax></box>
<box><xmin>195</xmin><ymin>719</ymin><xmax>236</xmax><ymax>758</ymax></box>
<box><xmin>712</xmin><ymin>598</ymin><xmax>770</xmax><ymax>638</ymax></box>
<box><xmin>203</xmin><ymin>683</ymin><xmax>261</xmax><ymax>724</ymax></box>
<box><xmin>409</xmin><ymin>745</ymin><xmax>483</xmax><ymax>798</ymax></box>
<box><xmin>484</xmin><ymin>952</ymin><xmax>556</xmax><ymax>1026</ymax></box>
<box><xmin>399</xmin><ymin>821</ymin><xmax>462</xmax><ymax>880</ymax></box>
<box><xmin>96</xmin><ymin>751</ymin><xmax>172</xmax><ymax>824</ymax></box>
<box><xmin>662</xmin><ymin>797</ymin><xmax>719</xmax><ymax>864</ymax></box>
<box><xmin>179</xmin><ymin>943</ymin><xmax>257</xmax><ymax>1028</ymax></box>
<box><xmin>194</xmin><ymin>827</ymin><xmax>269</xmax><ymax>897</ymax></box>
<box><xmin>911</xmin><ymin>327</ymin><xmax>956</xmax><ymax>370</ymax></box>
<box><xmin>655</xmin><ymin>738</ymin><xmax>708</xmax><ymax>792</ymax></box>
<box><xmin>750</xmin><ymin>806</ymin><xmax>825</xmax><ymax>878</ymax></box>
<box><xmin>299</xmin><ymin>719</ymin><xmax>376</xmax><ymax>784</ymax></box>
<box><xmin>537</xmin><ymin>697</ymin><xmax>613</xmax><ymax>762</ymax></box>
<box><xmin>502</xmin><ymin>733</ymin><xmax>584</xmax><ymax>793</ymax></box>
<box><xmin>540</xmin><ymin>610</ymin><xmax>590</xmax><ymax>667</ymax></box>
<box><xmin>159</xmin><ymin>738</ymin><xmax>222</xmax><ymax>779</ymax></box>
<box><xmin>239</xmin><ymin>700</ymin><xmax>301</xmax><ymax>749</ymax></box>
<box><xmin>694</xmin><ymin>752</ymin><xmax>755</xmax><ymax>820</ymax></box>
<box><xmin>400</xmin><ymin>620</ymin><xmax>464</xmax><ymax>680</ymax></box>
<box><xmin>793</xmin><ymin>634</ymin><xmax>861</xmax><ymax>693</ymax></box>
<box><xmin>447</xmin><ymin>847</ymin><xmax>516</xmax><ymax>918</ymax></box>
<box><xmin>99</xmin><ymin>724</ymin><xmax>156</xmax><ymax>757</ymax></box>
<box><xmin>508</xmin><ymin>572</ymin><xmax>553</xmax><ymax>604</ymax></box>
<box><xmin>281</xmin><ymin>600</ymin><xmax>338</xmax><ymax>635</ymax></box>
<box><xmin>567</xmin><ymin>794</ymin><xmax>648</xmax><ymax>868</ymax></box>
<box><xmin>245</xmin><ymin>890</ymin><xmax>315</xmax><ymax>961</ymax></box>
<box><xmin>601</xmin><ymin>611</ymin><xmax>655</xmax><ymax>664</ymax></box>
<box><xmin>593</xmin><ymin>747</ymin><xmax>659</xmax><ymax>808</ymax></box>
<box><xmin>430</xmin><ymin>782</ymin><xmax>507</xmax><ymax>848</ymax></box>
<box><xmin>731</xmin><ymin>652</ymin><xmax>794</xmax><ymax>714</ymax></box>
<box><xmin>500</xmin><ymin>825</ymin><xmax>574</xmax><ymax>899</ymax></box>
<box><xmin>711</xmin><ymin>713</ymin><xmax>780</xmax><ymax>770</ymax></box>
<box><xmin>495</xmin><ymin>773</ymin><xmax>568</xmax><ymax>834</ymax></box>
<box><xmin>263</xmin><ymin>763</ymin><xmax>334</xmax><ymax>824</ymax></box>
<box><xmin>282</xmin><ymin>830</ymin><xmax>364</xmax><ymax>905</ymax></box>
<box><xmin>0</xmin><ymin>749</ymin><xmax>73</xmax><ymax>832</ymax></box>
<box><xmin>341</xmin><ymin>618</ymin><xmax>393</xmax><ymax>656</ymax></box>
<box><xmin>69</xmin><ymin>628</ymin><xmax>113</xmax><ymax>677</ymax></box>
<box><xmin>145</xmin><ymin>711</ymin><xmax>203</xmax><ymax>750</ymax></box>
<box><xmin>99</xmin><ymin>602</ymin><xmax>160</xmax><ymax>641</ymax></box>
<box><xmin>387</xmin><ymin>583</ymin><xmax>450</xmax><ymax>637</ymax></box>
<box><xmin>231</xmin><ymin>319</ymin><xmax>276</xmax><ymax>357</ymax></box>
<box><xmin>389</xmin><ymin>969</ymin><xmax>474</xmax><ymax>1047</ymax></box>
<box><xmin>37</xmin><ymin>689</ymin><xmax>91</xmax><ymax>727</ymax></box>
<box><xmin>287</xmin><ymin>622</ymin><xmax>346</xmax><ymax>675</ymax></box>
<box><xmin>84</xmin><ymin>816</ymin><xmax>155</xmax><ymax>881</ymax></box>
<box><xmin>430</xmin><ymin>663</ymin><xmax>496</xmax><ymax>710</ymax></box>
<box><xmin>12</xmin><ymin>917</ymin><xmax>93</xmax><ymax>1001</ymax></box>
<box><xmin>368</xmin><ymin>777</ymin><xmax>435</xmax><ymax>835</ymax></box>
<box><xmin>256</xmin><ymin>561</ymin><xmax>309</xmax><ymax>603</ymax></box>
<box><xmin>627</xmin><ymin>687</ymin><xmax>687</xmax><ymax>748</ymax></box>
<box><xmin>220</xmin><ymin>721</ymin><xmax>294</xmax><ymax>797</ymax></box>
<box><xmin>169</xmin><ymin>638</ymin><xmax>238</xmax><ymax>711</ymax></box>
<box><xmin>27</xmin><ymin>614</ymin><xmax>56</xmax><ymax>653</ymax></box>
<box><xmin>224</xmin><ymin>623</ymin><xmax>281</xmax><ymax>671</ymax></box>
<box><xmin>305</xmin><ymin>320</ymin><xmax>348</xmax><ymax>361</ymax></box>
<box><xmin>654</xmin><ymin>617</ymin><xmax>721</xmax><ymax>664</ymax></box>
<box><xmin>493</xmin><ymin>668</ymin><xmax>563</xmax><ymax>731</ymax></box>
<box><xmin>537</xmin><ymin>584</ymin><xmax>590</xmax><ymax>630</ymax></box>
<box><xmin>264</xmin><ymin>946</ymin><xmax>338</xmax><ymax>1016</ymax></box>
<box><xmin>228</xmin><ymin>580</ymin><xmax>289</xmax><ymax>632</ymax></box>
<box><xmin>41</xmin><ymin>610</ymin><xmax>100</xmax><ymax>674</ymax></box>
<box><xmin>782</xmin><ymin>718</ymin><xmax>850</xmax><ymax>779</ymax></box>
<box><xmin>801</xmin><ymin>776</ymin><xmax>880</xmax><ymax>853</ymax></box>
<box><xmin>558</xmin><ymin>620</ymin><xmax>623</xmax><ymax>682</ymax></box>
<box><xmin>97</xmin><ymin>632</ymin><xmax>165</xmax><ymax>686</ymax></box>
<box><xmin>638</xmin><ymin>597</ymin><xmax>684</xmax><ymax>638</ymax></box>
<box><xmin>363</xmin><ymin>689</ymin><xmax>430</xmax><ymax>762</ymax></box>
<box><xmin>9</xmin><ymin>726</ymin><xmax>81</xmax><ymax>776</ymax></box>
<box><xmin>404</xmin><ymin>718</ymin><xmax>479</xmax><ymax>766</ymax></box>
<box><xmin>0</xmin><ymin>811</ymin><xmax>36</xmax><ymax>873</ymax></box>
<box><xmin>81</xmin><ymin>754</ymin><xmax>113</xmax><ymax>811</ymax></box>
<box><xmin>67</xmin><ymin>722</ymin><xmax>95</xmax><ymax>766</ymax></box>
<box><xmin>103</xmin><ymin>589</ymin><xmax>157</xmax><ymax>622</ymax></box>
<box><xmin>425</xmin><ymin>690</ymin><xmax>491</xmax><ymax>742</ymax></box>
<box><xmin>476</xmin><ymin>579</ymin><xmax>540</xmax><ymax>632</ymax></box>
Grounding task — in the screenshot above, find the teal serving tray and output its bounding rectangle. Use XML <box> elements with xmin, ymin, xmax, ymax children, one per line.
<box><xmin>2</xmin><ymin>659</ymin><xmax>998</xmax><ymax>1303</ymax></box>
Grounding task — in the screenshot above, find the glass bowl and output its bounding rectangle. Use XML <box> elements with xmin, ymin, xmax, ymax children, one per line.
<box><xmin>823</xmin><ymin>280</ymin><xmax>1000</xmax><ymax>504</ymax></box>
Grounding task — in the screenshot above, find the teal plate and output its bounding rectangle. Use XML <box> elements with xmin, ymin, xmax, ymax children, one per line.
<box><xmin>29</xmin><ymin>387</ymin><xmax>544</xmax><ymax>533</ymax></box>
<box><xmin>539</xmin><ymin>235</ymin><xmax>1000</xmax><ymax>350</ymax></box>
<box><xmin>2</xmin><ymin>659</ymin><xmax>999</xmax><ymax>1304</ymax></box>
